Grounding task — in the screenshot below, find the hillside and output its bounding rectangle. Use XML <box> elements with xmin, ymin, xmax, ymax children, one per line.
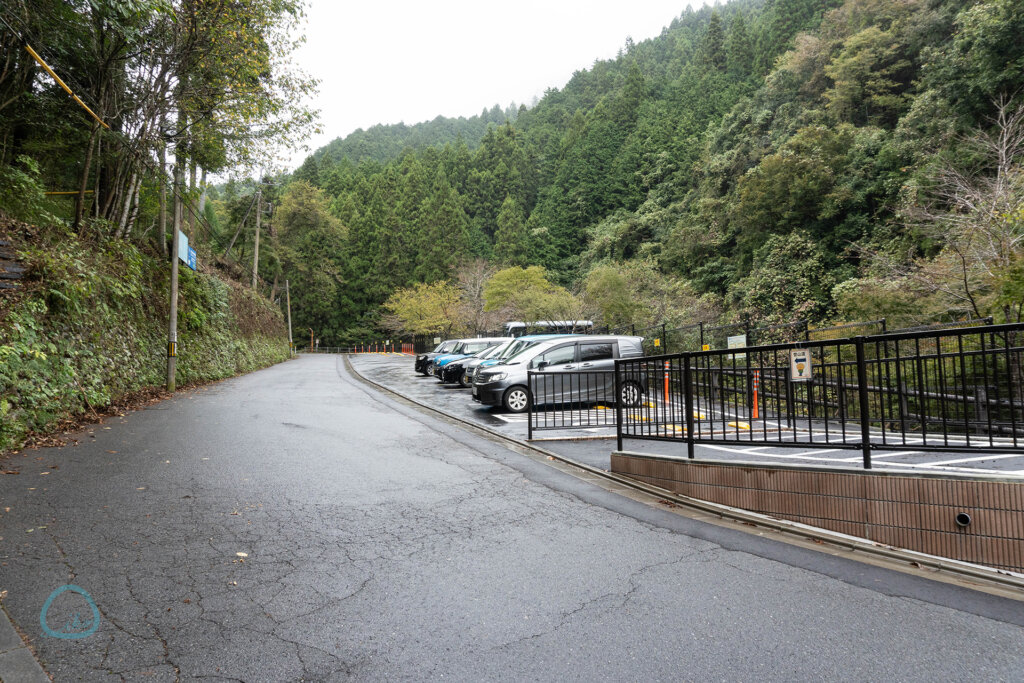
<box><xmin>265</xmin><ymin>0</ymin><xmax>1023</xmax><ymax>344</ymax></box>
<box><xmin>298</xmin><ymin>104</ymin><xmax>520</xmax><ymax>171</ymax></box>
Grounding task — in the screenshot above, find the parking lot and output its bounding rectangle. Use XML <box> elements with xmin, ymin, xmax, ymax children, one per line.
<box><xmin>347</xmin><ymin>353</ymin><xmax>1024</xmax><ymax>477</ymax></box>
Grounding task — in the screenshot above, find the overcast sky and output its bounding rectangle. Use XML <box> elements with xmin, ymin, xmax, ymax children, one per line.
<box><xmin>286</xmin><ymin>1</ymin><xmax>709</xmax><ymax>169</ymax></box>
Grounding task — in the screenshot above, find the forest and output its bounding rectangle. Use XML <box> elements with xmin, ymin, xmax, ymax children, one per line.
<box><xmin>2</xmin><ymin>0</ymin><xmax>1023</xmax><ymax>348</ymax></box>
<box><xmin>279</xmin><ymin>0</ymin><xmax>1024</xmax><ymax>344</ymax></box>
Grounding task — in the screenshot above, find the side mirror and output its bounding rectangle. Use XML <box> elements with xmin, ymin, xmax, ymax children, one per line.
<box><xmin>537</xmin><ymin>360</ymin><xmax>549</xmax><ymax>370</ymax></box>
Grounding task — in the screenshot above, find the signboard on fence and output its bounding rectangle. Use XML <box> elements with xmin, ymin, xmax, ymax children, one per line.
<box><xmin>727</xmin><ymin>334</ymin><xmax>747</xmax><ymax>360</ymax></box>
<box><xmin>790</xmin><ymin>348</ymin><xmax>812</xmax><ymax>381</ymax></box>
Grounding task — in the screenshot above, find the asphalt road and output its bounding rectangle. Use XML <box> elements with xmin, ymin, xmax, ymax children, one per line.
<box><xmin>350</xmin><ymin>353</ymin><xmax>1024</xmax><ymax>477</ymax></box>
<box><xmin>1</xmin><ymin>354</ymin><xmax>1023</xmax><ymax>680</ymax></box>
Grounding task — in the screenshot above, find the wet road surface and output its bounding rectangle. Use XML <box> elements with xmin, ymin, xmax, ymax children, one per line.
<box><xmin>1</xmin><ymin>354</ymin><xmax>1022</xmax><ymax>680</ymax></box>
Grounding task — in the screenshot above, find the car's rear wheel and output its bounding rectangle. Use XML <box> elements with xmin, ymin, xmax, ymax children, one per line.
<box><xmin>620</xmin><ymin>380</ymin><xmax>642</xmax><ymax>407</ymax></box>
<box><xmin>425</xmin><ymin>361</ymin><xmax>434</xmax><ymax>376</ymax></box>
<box><xmin>502</xmin><ymin>385</ymin><xmax>530</xmax><ymax>413</ymax></box>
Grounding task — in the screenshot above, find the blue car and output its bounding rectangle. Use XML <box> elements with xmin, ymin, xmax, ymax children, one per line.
<box><xmin>431</xmin><ymin>337</ymin><xmax>510</xmax><ymax>380</ymax></box>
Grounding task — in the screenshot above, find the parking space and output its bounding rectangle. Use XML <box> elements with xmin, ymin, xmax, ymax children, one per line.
<box><xmin>347</xmin><ymin>353</ymin><xmax>1024</xmax><ymax>478</ymax></box>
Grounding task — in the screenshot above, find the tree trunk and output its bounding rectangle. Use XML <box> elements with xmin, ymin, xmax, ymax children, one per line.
<box><xmin>126</xmin><ymin>174</ymin><xmax>142</xmax><ymax>237</ymax></box>
<box><xmin>252</xmin><ymin>190</ymin><xmax>262</xmax><ymax>289</ymax></box>
<box><xmin>93</xmin><ymin>134</ymin><xmax>102</xmax><ymax>218</ymax></box>
<box><xmin>188</xmin><ymin>159</ymin><xmax>197</xmax><ymax>237</ymax></box>
<box><xmin>115</xmin><ymin>168</ymin><xmax>138</xmax><ymax>239</ymax></box>
<box><xmin>159</xmin><ymin>143</ymin><xmax>168</xmax><ymax>257</ymax></box>
<box><xmin>75</xmin><ymin>122</ymin><xmax>100</xmax><ymax>232</ymax></box>
<box><xmin>197</xmin><ymin>168</ymin><xmax>208</xmax><ymax>215</ymax></box>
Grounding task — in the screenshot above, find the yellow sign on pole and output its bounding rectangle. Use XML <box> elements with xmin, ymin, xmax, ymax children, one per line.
<box><xmin>701</xmin><ymin>344</ymin><xmax>710</xmax><ymax>351</ymax></box>
<box><xmin>653</xmin><ymin>339</ymin><xmax>661</xmax><ymax>348</ymax></box>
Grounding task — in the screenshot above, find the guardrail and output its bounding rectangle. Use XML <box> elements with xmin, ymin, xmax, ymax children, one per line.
<box><xmin>615</xmin><ymin>324</ymin><xmax>1024</xmax><ymax>468</ymax></box>
<box><xmin>299</xmin><ymin>343</ymin><xmax>415</xmax><ymax>353</ymax></box>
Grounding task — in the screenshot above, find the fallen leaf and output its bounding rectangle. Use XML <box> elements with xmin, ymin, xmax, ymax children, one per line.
<box><xmin>236</xmin><ymin>552</ymin><xmax>248</xmax><ymax>558</ymax></box>
<box><xmin>39</xmin><ymin>472</ymin><xmax>50</xmax><ymax>476</ymax></box>
<box><xmin>1</xmin><ymin>470</ymin><xmax>19</xmax><ymax>475</ymax></box>
<box><xmin>229</xmin><ymin>581</ymin><xmax>237</xmax><ymax>586</ymax></box>
<box><xmin>136</xmin><ymin>487</ymin><xmax>146</xmax><ymax>491</ymax></box>
<box><xmin>107</xmin><ymin>450</ymin><xmax>118</xmax><ymax>454</ymax></box>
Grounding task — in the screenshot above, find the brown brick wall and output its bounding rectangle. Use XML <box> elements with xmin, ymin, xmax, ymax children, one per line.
<box><xmin>611</xmin><ymin>453</ymin><xmax>1024</xmax><ymax>572</ymax></box>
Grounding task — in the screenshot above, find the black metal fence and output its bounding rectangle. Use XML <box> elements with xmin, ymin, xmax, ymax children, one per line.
<box><xmin>526</xmin><ymin>370</ymin><xmax>624</xmax><ymax>438</ymax></box>
<box><xmin>615</xmin><ymin>324</ymin><xmax>1024</xmax><ymax>468</ymax></box>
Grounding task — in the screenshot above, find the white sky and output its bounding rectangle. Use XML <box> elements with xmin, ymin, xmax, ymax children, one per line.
<box><xmin>286</xmin><ymin>1</ymin><xmax>709</xmax><ymax>169</ymax></box>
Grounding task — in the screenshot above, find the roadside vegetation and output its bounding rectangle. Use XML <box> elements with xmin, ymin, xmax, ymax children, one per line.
<box><xmin>0</xmin><ymin>0</ymin><xmax>309</xmax><ymax>451</ymax></box>
<box><xmin>0</xmin><ymin>217</ymin><xmax>289</xmax><ymax>453</ymax></box>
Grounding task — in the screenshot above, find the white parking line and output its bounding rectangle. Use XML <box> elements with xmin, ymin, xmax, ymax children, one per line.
<box><xmin>925</xmin><ymin>453</ymin><xmax>1024</xmax><ymax>466</ymax></box>
<box><xmin>874</xmin><ymin>461</ymin><xmax>1022</xmax><ymax>475</ymax></box>
<box><xmin>695</xmin><ymin>443</ymin><xmax>857</xmax><ymax>464</ymax></box>
<box><xmin>836</xmin><ymin>451</ymin><xmax>920</xmax><ymax>462</ymax></box>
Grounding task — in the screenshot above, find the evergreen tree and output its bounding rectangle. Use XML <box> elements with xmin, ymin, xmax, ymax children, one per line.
<box><xmin>494</xmin><ymin>196</ymin><xmax>530</xmax><ymax>267</ymax></box>
<box><xmin>726</xmin><ymin>12</ymin><xmax>754</xmax><ymax>79</ymax></box>
<box><xmin>701</xmin><ymin>12</ymin><xmax>727</xmax><ymax>72</ymax></box>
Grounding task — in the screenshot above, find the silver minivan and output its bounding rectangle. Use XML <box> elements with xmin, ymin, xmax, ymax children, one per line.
<box><xmin>471</xmin><ymin>336</ymin><xmax>645</xmax><ymax>412</ymax></box>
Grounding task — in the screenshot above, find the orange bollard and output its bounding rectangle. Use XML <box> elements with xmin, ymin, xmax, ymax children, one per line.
<box><xmin>664</xmin><ymin>360</ymin><xmax>671</xmax><ymax>407</ymax></box>
<box><xmin>752</xmin><ymin>370</ymin><xmax>760</xmax><ymax>419</ymax></box>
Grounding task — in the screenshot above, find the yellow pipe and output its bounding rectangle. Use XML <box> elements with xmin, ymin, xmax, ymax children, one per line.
<box><xmin>24</xmin><ymin>44</ymin><xmax>109</xmax><ymax>129</ymax></box>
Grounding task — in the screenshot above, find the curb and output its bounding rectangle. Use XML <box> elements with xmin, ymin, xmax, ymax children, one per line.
<box><xmin>343</xmin><ymin>354</ymin><xmax>1024</xmax><ymax>593</ymax></box>
<box><xmin>0</xmin><ymin>604</ymin><xmax>49</xmax><ymax>682</ymax></box>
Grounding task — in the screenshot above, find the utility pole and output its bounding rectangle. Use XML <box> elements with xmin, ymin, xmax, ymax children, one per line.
<box><xmin>285</xmin><ymin>279</ymin><xmax>293</xmax><ymax>354</ymax></box>
<box><xmin>167</xmin><ymin>161</ymin><xmax>182</xmax><ymax>392</ymax></box>
<box><xmin>251</xmin><ymin>188</ymin><xmax>262</xmax><ymax>289</ymax></box>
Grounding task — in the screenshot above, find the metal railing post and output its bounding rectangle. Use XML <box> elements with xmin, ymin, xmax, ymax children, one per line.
<box><xmin>683</xmin><ymin>354</ymin><xmax>695</xmax><ymax>459</ymax></box>
<box><xmin>527</xmin><ymin>371</ymin><xmax>534</xmax><ymax>441</ymax></box>
<box><xmin>855</xmin><ymin>337</ymin><xmax>872</xmax><ymax>469</ymax></box>
<box><xmin>615</xmin><ymin>360</ymin><xmax>623</xmax><ymax>452</ymax></box>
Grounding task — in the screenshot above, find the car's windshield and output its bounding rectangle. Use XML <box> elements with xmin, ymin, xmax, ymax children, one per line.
<box><xmin>502</xmin><ymin>340</ymin><xmax>545</xmax><ymax>363</ymax></box>
<box><xmin>462</xmin><ymin>341</ymin><xmax>493</xmax><ymax>354</ymax></box>
<box><xmin>472</xmin><ymin>344</ymin><xmax>501</xmax><ymax>358</ymax></box>
<box><xmin>433</xmin><ymin>341</ymin><xmax>456</xmax><ymax>353</ymax></box>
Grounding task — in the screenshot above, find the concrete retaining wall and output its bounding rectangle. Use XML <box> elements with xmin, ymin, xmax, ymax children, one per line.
<box><xmin>611</xmin><ymin>452</ymin><xmax>1024</xmax><ymax>573</ymax></box>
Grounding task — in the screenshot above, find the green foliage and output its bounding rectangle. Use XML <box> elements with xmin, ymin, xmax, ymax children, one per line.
<box><xmin>0</xmin><ymin>157</ymin><xmax>64</xmax><ymax>226</ymax></box>
<box><xmin>493</xmin><ymin>196</ymin><xmax>530</xmax><ymax>266</ymax></box>
<box><xmin>483</xmin><ymin>266</ymin><xmax>580</xmax><ymax>322</ymax></box>
<box><xmin>382</xmin><ymin>281</ymin><xmax>462</xmax><ymax>336</ymax></box>
<box><xmin>0</xmin><ymin>227</ymin><xmax>289</xmax><ymax>453</ymax></box>
<box><xmin>731</xmin><ymin>232</ymin><xmax>837</xmax><ymax>323</ymax></box>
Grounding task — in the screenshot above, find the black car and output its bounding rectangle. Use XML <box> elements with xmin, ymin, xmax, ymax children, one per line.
<box><xmin>414</xmin><ymin>339</ymin><xmax>459</xmax><ymax>375</ymax></box>
<box><xmin>439</xmin><ymin>344</ymin><xmax>502</xmax><ymax>386</ymax></box>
